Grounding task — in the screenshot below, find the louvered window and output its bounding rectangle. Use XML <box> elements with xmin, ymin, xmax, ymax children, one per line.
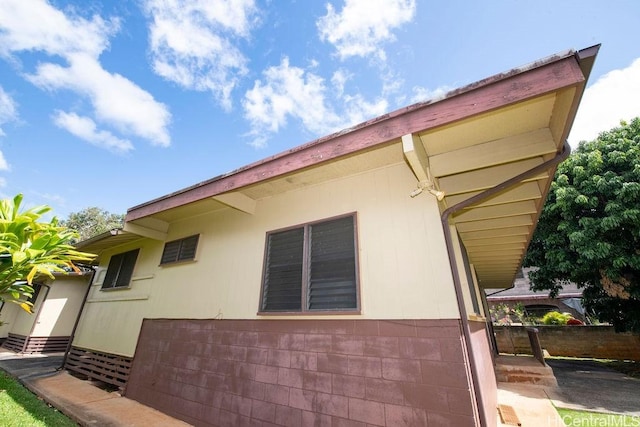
<box><xmin>160</xmin><ymin>235</ymin><xmax>199</xmax><ymax>265</ymax></box>
<box><xmin>102</xmin><ymin>249</ymin><xmax>139</xmax><ymax>289</ymax></box>
<box><xmin>260</xmin><ymin>215</ymin><xmax>358</xmax><ymax>313</ymax></box>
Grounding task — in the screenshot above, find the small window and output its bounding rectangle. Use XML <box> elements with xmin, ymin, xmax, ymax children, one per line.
<box><xmin>160</xmin><ymin>235</ymin><xmax>199</xmax><ymax>265</ymax></box>
<box><xmin>102</xmin><ymin>249</ymin><xmax>139</xmax><ymax>289</ymax></box>
<box><xmin>260</xmin><ymin>215</ymin><xmax>359</xmax><ymax>313</ymax></box>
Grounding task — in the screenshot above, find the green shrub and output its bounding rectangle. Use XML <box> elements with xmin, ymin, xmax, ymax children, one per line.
<box><xmin>541</xmin><ymin>311</ymin><xmax>573</xmax><ymax>325</ymax></box>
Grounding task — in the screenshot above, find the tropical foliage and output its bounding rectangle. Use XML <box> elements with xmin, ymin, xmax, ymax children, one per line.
<box><xmin>60</xmin><ymin>206</ymin><xmax>124</xmax><ymax>242</ymax></box>
<box><xmin>524</xmin><ymin>118</ymin><xmax>640</xmax><ymax>332</ymax></box>
<box><xmin>540</xmin><ymin>311</ymin><xmax>572</xmax><ymax>325</ymax></box>
<box><xmin>0</xmin><ymin>194</ymin><xmax>95</xmax><ymax>312</ymax></box>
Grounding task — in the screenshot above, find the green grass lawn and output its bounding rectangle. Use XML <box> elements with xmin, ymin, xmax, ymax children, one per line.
<box><xmin>0</xmin><ymin>371</ymin><xmax>76</xmax><ymax>426</ymax></box>
<box><xmin>557</xmin><ymin>408</ymin><xmax>640</xmax><ymax>427</ymax></box>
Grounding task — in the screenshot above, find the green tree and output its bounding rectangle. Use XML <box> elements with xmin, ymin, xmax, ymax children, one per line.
<box><xmin>0</xmin><ymin>194</ymin><xmax>95</xmax><ymax>312</ymax></box>
<box><xmin>524</xmin><ymin>118</ymin><xmax>640</xmax><ymax>332</ymax></box>
<box><xmin>60</xmin><ymin>207</ymin><xmax>124</xmax><ymax>242</ymax></box>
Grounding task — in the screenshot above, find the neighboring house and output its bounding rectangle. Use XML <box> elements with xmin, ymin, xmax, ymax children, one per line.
<box><xmin>486</xmin><ymin>267</ymin><xmax>586</xmax><ymax>321</ymax></box>
<box><xmin>67</xmin><ymin>46</ymin><xmax>598</xmax><ymax>427</ymax></box>
<box><xmin>0</xmin><ymin>272</ymin><xmax>92</xmax><ymax>353</ymax></box>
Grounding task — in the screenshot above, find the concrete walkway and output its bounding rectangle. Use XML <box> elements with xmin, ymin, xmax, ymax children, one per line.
<box><xmin>546</xmin><ymin>358</ymin><xmax>640</xmax><ymax>416</ymax></box>
<box><xmin>0</xmin><ymin>349</ymin><xmax>189</xmax><ymax>426</ymax></box>
<box><xmin>497</xmin><ymin>356</ymin><xmax>640</xmax><ymax>426</ymax></box>
<box><xmin>1</xmin><ymin>349</ymin><xmax>638</xmax><ymax>426</ymax></box>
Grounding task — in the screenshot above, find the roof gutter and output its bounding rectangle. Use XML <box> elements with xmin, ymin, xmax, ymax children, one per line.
<box><xmin>441</xmin><ymin>141</ymin><xmax>571</xmax><ymax>426</ymax></box>
<box><xmin>485</xmin><ymin>285</ymin><xmax>516</xmax><ymax>298</ymax></box>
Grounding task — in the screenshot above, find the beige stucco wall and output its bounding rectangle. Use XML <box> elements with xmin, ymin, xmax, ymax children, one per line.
<box><xmin>6</xmin><ymin>295</ymin><xmax>38</xmax><ymax>336</ymax></box>
<box><xmin>74</xmin><ymin>162</ymin><xmax>460</xmax><ymax>357</ymax></box>
<box><xmin>31</xmin><ymin>275</ymin><xmax>89</xmax><ymax>337</ymax></box>
<box><xmin>0</xmin><ymin>302</ymin><xmax>20</xmax><ymax>338</ymax></box>
<box><xmin>0</xmin><ymin>275</ymin><xmax>90</xmax><ymax>339</ymax></box>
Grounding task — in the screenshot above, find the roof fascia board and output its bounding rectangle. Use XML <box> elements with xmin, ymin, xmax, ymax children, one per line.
<box><xmin>126</xmin><ymin>53</ymin><xmax>586</xmax><ymax>222</ymax></box>
<box><xmin>75</xmin><ymin>228</ymin><xmax>124</xmax><ymax>249</ymax></box>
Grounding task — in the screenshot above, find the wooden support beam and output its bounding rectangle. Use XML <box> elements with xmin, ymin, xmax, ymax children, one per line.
<box><xmin>445</xmin><ymin>181</ymin><xmax>542</xmax><ymax>209</ymax></box>
<box><xmin>123</xmin><ymin>222</ymin><xmax>167</xmax><ymax>241</ymax></box>
<box><xmin>429</xmin><ymin>128</ymin><xmax>556</xmax><ymax>177</ymax></box>
<box><xmin>438</xmin><ymin>157</ymin><xmax>547</xmax><ymax>196</ymax></box>
<box><xmin>463</xmin><ymin>235</ymin><xmax>528</xmax><ymax>247</ymax></box>
<box><xmin>467</xmin><ymin>245</ymin><xmax>526</xmax><ymax>256</ymax></box>
<box><xmin>453</xmin><ymin>200</ymin><xmax>537</xmax><ymax>223</ymax></box>
<box><xmin>213</xmin><ymin>192</ymin><xmax>256</xmax><ymax>215</ymax></box>
<box><xmin>455</xmin><ymin>215</ymin><xmax>534</xmax><ymax>233</ymax></box>
<box><xmin>459</xmin><ymin>226</ymin><xmax>531</xmax><ymax>240</ymax></box>
<box><xmin>402</xmin><ymin>133</ymin><xmax>431</xmax><ymax>183</ymax></box>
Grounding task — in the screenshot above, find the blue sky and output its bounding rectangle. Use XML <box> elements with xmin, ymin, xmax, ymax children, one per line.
<box><xmin>0</xmin><ymin>0</ymin><xmax>639</xmax><ymax>218</ymax></box>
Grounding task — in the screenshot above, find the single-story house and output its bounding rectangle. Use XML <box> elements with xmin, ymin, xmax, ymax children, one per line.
<box><xmin>486</xmin><ymin>267</ymin><xmax>586</xmax><ymax>322</ymax></box>
<box><xmin>0</xmin><ymin>272</ymin><xmax>92</xmax><ymax>353</ymax></box>
<box><xmin>68</xmin><ymin>45</ymin><xmax>598</xmax><ymax>427</ymax></box>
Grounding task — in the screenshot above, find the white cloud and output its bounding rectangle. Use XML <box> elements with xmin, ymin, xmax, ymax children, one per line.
<box><xmin>144</xmin><ymin>0</ymin><xmax>258</xmax><ymax>110</ymax></box>
<box><xmin>29</xmin><ymin>53</ymin><xmax>170</xmax><ymax>146</ymax></box>
<box><xmin>0</xmin><ymin>0</ymin><xmax>171</xmax><ymax>148</ymax></box>
<box><xmin>317</xmin><ymin>0</ymin><xmax>416</xmax><ymax>61</ymax></box>
<box><xmin>0</xmin><ymin>0</ymin><xmax>115</xmax><ymax>58</ymax></box>
<box><xmin>0</xmin><ymin>85</ymin><xmax>17</xmax><ymax>137</ymax></box>
<box><xmin>243</xmin><ymin>57</ymin><xmax>341</xmax><ymax>147</ymax></box>
<box><xmin>331</xmin><ymin>69</ymin><xmax>352</xmax><ymax>96</ymax></box>
<box><xmin>570</xmin><ymin>58</ymin><xmax>640</xmax><ymax>147</ymax></box>
<box><xmin>0</xmin><ymin>152</ymin><xmax>9</xmax><ymax>171</ymax></box>
<box><xmin>243</xmin><ymin>57</ymin><xmax>389</xmax><ymax>148</ymax></box>
<box><xmin>0</xmin><ymin>86</ymin><xmax>16</xmax><ymax>171</ymax></box>
<box><xmin>409</xmin><ymin>85</ymin><xmax>452</xmax><ymax>104</ymax></box>
<box><xmin>343</xmin><ymin>94</ymin><xmax>388</xmax><ymax>125</ymax></box>
<box><xmin>53</xmin><ymin>111</ymin><xmax>134</xmax><ymax>154</ymax></box>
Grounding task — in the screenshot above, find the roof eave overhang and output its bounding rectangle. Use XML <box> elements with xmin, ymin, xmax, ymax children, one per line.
<box><xmin>125</xmin><ymin>48</ymin><xmax>592</xmax><ymax>223</ymax></box>
<box><xmin>434</xmin><ymin>45</ymin><xmax>599</xmax><ymax>288</ymax></box>
<box><xmin>75</xmin><ymin>228</ymin><xmax>144</xmax><ymax>262</ymax></box>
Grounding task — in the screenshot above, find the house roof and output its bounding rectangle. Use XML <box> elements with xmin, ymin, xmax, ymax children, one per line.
<box><xmin>75</xmin><ymin>228</ymin><xmax>143</xmax><ymax>262</ymax></box>
<box><xmin>485</xmin><ymin>268</ymin><xmax>583</xmax><ymax>301</ymax></box>
<box><xmin>111</xmin><ymin>46</ymin><xmax>598</xmax><ymax>289</ymax></box>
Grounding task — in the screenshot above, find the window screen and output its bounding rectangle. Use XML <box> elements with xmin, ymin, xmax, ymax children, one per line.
<box><xmin>160</xmin><ymin>235</ymin><xmax>199</xmax><ymax>264</ymax></box>
<box><xmin>261</xmin><ymin>215</ymin><xmax>358</xmax><ymax>313</ymax></box>
<box><xmin>102</xmin><ymin>249</ymin><xmax>139</xmax><ymax>289</ymax></box>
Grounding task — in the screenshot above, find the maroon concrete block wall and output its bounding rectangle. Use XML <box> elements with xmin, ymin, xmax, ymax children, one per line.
<box><xmin>468</xmin><ymin>321</ymin><xmax>497</xmax><ymax>427</ymax></box>
<box><xmin>495</xmin><ymin>325</ymin><xmax>640</xmax><ymax>361</ymax></box>
<box><xmin>126</xmin><ymin>318</ymin><xmax>476</xmax><ymax>427</ymax></box>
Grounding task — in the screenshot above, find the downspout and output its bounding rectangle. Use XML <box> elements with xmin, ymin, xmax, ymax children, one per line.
<box><xmin>59</xmin><ymin>265</ymin><xmax>97</xmax><ymax>370</ymax></box>
<box><xmin>441</xmin><ymin>141</ymin><xmax>571</xmax><ymax>427</ymax></box>
<box><xmin>23</xmin><ymin>283</ymin><xmax>51</xmax><ymax>353</ymax></box>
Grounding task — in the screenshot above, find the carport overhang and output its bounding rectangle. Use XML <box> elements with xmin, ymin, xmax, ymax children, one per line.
<box><xmin>124</xmin><ymin>45</ymin><xmax>599</xmax><ymax>291</ymax></box>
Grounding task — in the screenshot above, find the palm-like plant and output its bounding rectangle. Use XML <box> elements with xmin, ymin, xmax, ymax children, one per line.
<box><xmin>0</xmin><ymin>194</ymin><xmax>95</xmax><ymax>312</ymax></box>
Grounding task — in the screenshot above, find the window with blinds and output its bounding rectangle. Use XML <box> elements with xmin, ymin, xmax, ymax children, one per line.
<box><xmin>260</xmin><ymin>215</ymin><xmax>358</xmax><ymax>313</ymax></box>
<box><xmin>160</xmin><ymin>235</ymin><xmax>199</xmax><ymax>265</ymax></box>
<box><xmin>102</xmin><ymin>249</ymin><xmax>139</xmax><ymax>289</ymax></box>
